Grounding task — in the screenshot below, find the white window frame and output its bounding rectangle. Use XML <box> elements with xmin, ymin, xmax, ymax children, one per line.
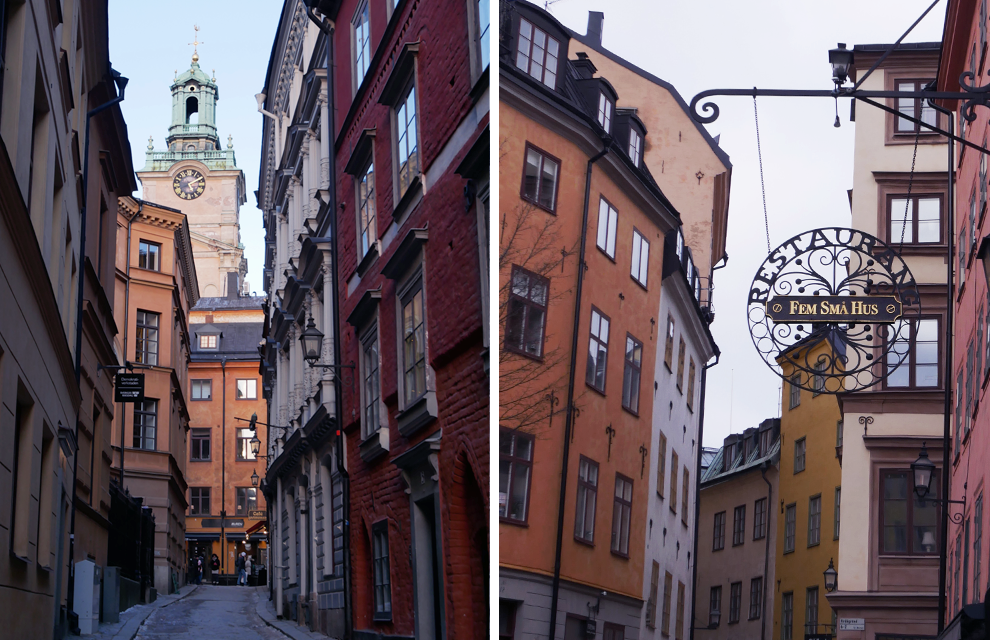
<box><xmin>629</xmin><ymin>128</ymin><xmax>642</xmax><ymax>166</ymax></box>
<box><xmin>515</xmin><ymin>17</ymin><xmax>559</xmax><ymax>89</ymax></box>
<box><xmin>597</xmin><ymin>92</ymin><xmax>612</xmax><ymax>133</ymax></box>
<box><xmin>392</xmin><ymin>79</ymin><xmax>420</xmax><ymax>202</ymax></box>
<box><xmin>357</xmin><ymin>157</ymin><xmax>377</xmax><ymax>261</ymax></box>
<box><xmin>361</xmin><ymin>322</ymin><xmax>383</xmax><ymax>440</ymax></box>
<box><xmin>596</xmin><ymin>197</ymin><xmax>618</xmax><ymax>259</ymax></box>
<box><xmin>352</xmin><ymin>1</ymin><xmax>371</xmax><ymax>93</ymax></box>
<box><xmin>631</xmin><ymin>228</ymin><xmax>649</xmax><ymax>287</ymax></box>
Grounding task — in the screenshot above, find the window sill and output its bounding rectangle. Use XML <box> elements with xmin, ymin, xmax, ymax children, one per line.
<box><xmin>373</xmin><ymin>613</ymin><xmax>393</xmax><ymax>623</ymax></box>
<box><xmin>190</xmin><ymin>459</ymin><xmax>212</xmax><ymax>463</ymax></box>
<box><xmin>713</xmin><ymin>546</ymin><xmax>724</xmax><ymax>552</ymax></box>
<box><xmin>609</xmin><ymin>550</ymin><xmax>629</xmax><ymax>560</ymax></box>
<box><xmin>808</xmin><ymin>541</ymin><xmax>820</xmax><ymax>548</ymax></box>
<box><xmin>499</xmin><ymin>517</ymin><xmax>529</xmax><ymax>528</ymax></box>
<box><xmin>573</xmin><ymin>535</ymin><xmax>595</xmax><ymax>548</ymax></box>
<box><xmin>597</xmin><ymin>246</ymin><xmax>617</xmax><ymax>263</ymax></box>
<box><xmin>396</xmin><ymin>391</ymin><xmax>438</xmax><ymax>438</ymax></box>
<box><xmin>504</xmin><ymin>344</ymin><xmax>544</xmax><ymax>362</ymax></box>
<box><xmin>519</xmin><ymin>194</ymin><xmax>557</xmax><ymax>216</ymax></box>
<box><xmin>391</xmin><ymin>176</ymin><xmax>423</xmax><ymax>223</ymax></box>
<box><xmin>621</xmin><ymin>405</ymin><xmax>639</xmax><ymax>418</ymax></box>
<box><xmin>783</xmin><ymin>549</ymin><xmax>794</xmax><ymax>555</ymax></box>
<box><xmin>359</xmin><ymin>428</ymin><xmax>390</xmax><ymax>463</ymax></box>
<box><xmin>356</xmin><ymin>242</ymin><xmax>380</xmax><ymax>279</ymax></box>
<box><xmin>585</xmin><ymin>381</ymin><xmax>607</xmax><ymax>397</ymax></box>
<box><xmin>9</xmin><ymin>551</ymin><xmax>31</xmax><ymax>565</ymax></box>
<box><xmin>631</xmin><ymin>274</ymin><xmax>648</xmax><ymax>291</ymax></box>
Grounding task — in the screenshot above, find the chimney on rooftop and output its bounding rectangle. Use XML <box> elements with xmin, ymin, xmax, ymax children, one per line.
<box><xmin>226</xmin><ymin>272</ymin><xmax>240</xmax><ymax>299</ymax></box>
<box><xmin>572</xmin><ymin>52</ymin><xmax>597</xmax><ymax>79</ymax></box>
<box><xmin>587</xmin><ymin>11</ymin><xmax>604</xmax><ymax>46</ymax></box>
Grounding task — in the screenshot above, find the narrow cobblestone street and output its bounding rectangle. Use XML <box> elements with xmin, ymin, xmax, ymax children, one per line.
<box><xmin>134</xmin><ymin>586</ymin><xmax>286</xmax><ymax>640</ymax></box>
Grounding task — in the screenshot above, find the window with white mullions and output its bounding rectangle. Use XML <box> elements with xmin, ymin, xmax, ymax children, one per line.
<box><xmin>709</xmin><ymin>586</ymin><xmax>721</xmax><ymax>627</ymax></box>
<box><xmin>621</xmin><ymin>334</ymin><xmax>642</xmax><ymax>413</ymax></box>
<box><xmin>499</xmin><ymin>429</ymin><xmax>534</xmax><ymax>524</ymax></box>
<box><xmin>574</xmin><ymin>456</ymin><xmax>598</xmax><ymax>543</ymax></box>
<box><xmin>401</xmin><ymin>279</ymin><xmax>427</xmax><ymax>404</ymax></box>
<box><xmin>357</xmin><ymin>159</ymin><xmax>376</xmax><ymax>260</ymax></box>
<box><xmin>596</xmin><ymin>197</ymin><xmax>618</xmax><ymax>259</ymax></box>
<box><xmin>631</xmin><ymin>229</ymin><xmax>649</xmax><ymax>287</ymax></box>
<box><xmin>610</xmin><ymin>474</ymin><xmax>632</xmax><ymax>556</ymax></box>
<box><xmin>352</xmin><ymin>1</ymin><xmax>371</xmax><ymax>89</ymax></box>
<box><xmin>805</xmin><ymin>588</ymin><xmax>819</xmax><ymax>636</ymax></box>
<box><xmin>135</xmin><ymin>310</ymin><xmax>159</xmax><ymax>365</ymax></box>
<box><xmin>395</xmin><ymin>82</ymin><xmax>419</xmax><ymax>199</ymax></box>
<box><xmin>881</xmin><ymin>470</ymin><xmax>939</xmax><ymax>555</ymax></box>
<box><xmin>505</xmin><ymin>266</ymin><xmax>548</xmax><ymax>359</ymax></box>
<box><xmin>521</xmin><ymin>144</ymin><xmax>559</xmax><ymax>212</ymax></box>
<box><xmin>586</xmin><ymin>307</ymin><xmax>610</xmax><ymax>392</ymax></box>
<box><xmin>362</xmin><ymin>329</ymin><xmax>381</xmax><ymax>439</ymax></box>
<box><xmin>597</xmin><ymin>92</ymin><xmax>612</xmax><ymax>133</ymax></box>
<box><xmin>138</xmin><ymin>240</ymin><xmax>160</xmax><ymax>271</ymax></box>
<box><xmin>372</xmin><ymin>521</ymin><xmax>392</xmax><ymax>620</ymax></box>
<box><xmin>895</xmin><ymin>79</ymin><xmax>936</xmax><ymax>133</ymax></box>
<box><xmin>784</xmin><ymin>504</ymin><xmax>796</xmax><ymax>553</ymax></box>
<box><xmin>886</xmin><ymin>317</ymin><xmax>940</xmax><ymax>388</ymax></box>
<box><xmin>629</xmin><ymin>128</ymin><xmax>643</xmax><ymax>165</ymax></box>
<box><xmin>235</xmin><ymin>487</ymin><xmax>257</xmax><ymax>515</ymax></box>
<box><xmin>515</xmin><ymin>18</ymin><xmax>559</xmax><ymax>89</ymax></box>
<box><xmin>133</xmin><ymin>399</ymin><xmax>157</xmax><ymax>450</ymax></box>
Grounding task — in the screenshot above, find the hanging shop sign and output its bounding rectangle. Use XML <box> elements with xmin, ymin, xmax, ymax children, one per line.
<box><xmin>747</xmin><ymin>227</ymin><xmax>920</xmax><ymax>394</ymax></box>
<box><xmin>114</xmin><ymin>373</ymin><xmax>145</xmax><ymax>403</ymax></box>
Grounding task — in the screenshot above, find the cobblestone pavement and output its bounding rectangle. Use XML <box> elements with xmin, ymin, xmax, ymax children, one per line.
<box><xmin>134</xmin><ymin>585</ymin><xmax>288</xmax><ymax>639</ymax></box>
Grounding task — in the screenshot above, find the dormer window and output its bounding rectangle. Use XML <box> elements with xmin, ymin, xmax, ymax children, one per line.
<box><xmin>516</xmin><ymin>18</ymin><xmax>559</xmax><ymax>89</ymax></box>
<box><xmin>199</xmin><ymin>334</ymin><xmax>218</xmax><ymax>350</ymax></box>
<box><xmin>628</xmin><ymin>128</ymin><xmax>642</xmax><ymax>166</ymax></box>
<box><xmin>597</xmin><ymin>92</ymin><xmax>612</xmax><ymax>133</ymax></box>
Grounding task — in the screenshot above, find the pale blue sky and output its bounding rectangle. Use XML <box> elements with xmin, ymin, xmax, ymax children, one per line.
<box><xmin>109</xmin><ymin>0</ymin><xmax>284</xmax><ymax>296</ymax></box>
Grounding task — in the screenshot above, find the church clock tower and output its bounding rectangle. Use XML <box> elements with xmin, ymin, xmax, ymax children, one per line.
<box><xmin>137</xmin><ymin>36</ymin><xmax>248</xmax><ymax>298</ymax></box>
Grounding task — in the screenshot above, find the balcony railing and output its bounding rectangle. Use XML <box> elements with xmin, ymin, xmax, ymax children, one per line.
<box><xmin>143</xmin><ymin>149</ymin><xmax>237</xmax><ymax>172</ymax></box>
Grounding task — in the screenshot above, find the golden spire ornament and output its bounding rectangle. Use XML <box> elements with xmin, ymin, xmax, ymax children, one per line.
<box><xmin>189</xmin><ymin>25</ymin><xmax>204</xmax><ymax>64</ymax></box>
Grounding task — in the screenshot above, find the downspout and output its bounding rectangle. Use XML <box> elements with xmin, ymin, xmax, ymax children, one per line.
<box><xmin>689</xmin><ymin>352</ymin><xmax>718</xmax><ymax>640</ymax></box>
<box><xmin>305</xmin><ymin>10</ymin><xmax>351</xmax><ymax>638</ymax></box>
<box><xmin>548</xmin><ymin>139</ymin><xmax>610</xmax><ymax>640</ymax></box>
<box><xmin>760</xmin><ymin>461</ymin><xmax>773</xmax><ymax>640</ymax></box>
<box><xmin>930</xmin><ymin>99</ymin><xmax>953</xmax><ymax>634</ymax></box>
<box><xmin>68</xmin><ymin>69</ymin><xmax>128</xmax><ymax>629</ymax></box>
<box><xmin>222</xmin><ymin>357</ymin><xmax>227</xmax><ymax>578</ymax></box>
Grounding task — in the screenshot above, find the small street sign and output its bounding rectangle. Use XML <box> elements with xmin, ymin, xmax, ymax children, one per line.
<box><xmin>249</xmin><ymin>510</ymin><xmax>267</xmax><ymax>519</ymax></box>
<box><xmin>114</xmin><ymin>373</ymin><xmax>145</xmax><ymax>403</ymax></box>
<box><xmin>839</xmin><ymin>618</ymin><xmax>865</xmax><ymax>631</ymax></box>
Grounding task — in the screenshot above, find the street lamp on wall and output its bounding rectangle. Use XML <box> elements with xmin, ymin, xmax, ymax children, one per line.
<box><xmin>828</xmin><ymin>43</ymin><xmax>853</xmax><ymax>87</ymax></box>
<box><xmin>909</xmin><ymin>442</ymin><xmax>965</xmax><ymax>524</ymax></box>
<box><xmin>298</xmin><ymin>317</ymin><xmax>356</xmax><ymax>385</ymax></box>
<box><xmin>250</xmin><ymin>434</ymin><xmax>261</xmax><ymax>457</ymax></box>
<box><xmin>251</xmin><ymin>470</ymin><xmax>259</xmax><ymax>487</ymax></box>
<box><xmin>823</xmin><ymin>558</ymin><xmax>838</xmax><ymax>593</ymax></box>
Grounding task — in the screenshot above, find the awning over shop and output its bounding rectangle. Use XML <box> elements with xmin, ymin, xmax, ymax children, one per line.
<box><xmin>245</xmin><ymin>520</ymin><xmax>266</xmax><ymax>536</ymax></box>
<box><xmin>185</xmin><ymin>533</ymin><xmax>221</xmax><ymax>541</ymax></box>
<box><xmin>225</xmin><ymin>532</ymin><xmax>266</xmax><ymax>541</ymax></box>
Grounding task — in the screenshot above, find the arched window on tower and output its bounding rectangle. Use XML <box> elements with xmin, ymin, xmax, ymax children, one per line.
<box><xmin>186</xmin><ymin>96</ymin><xmax>199</xmax><ymax>125</ymax></box>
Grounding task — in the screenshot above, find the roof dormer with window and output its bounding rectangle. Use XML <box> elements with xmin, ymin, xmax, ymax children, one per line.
<box><xmin>615</xmin><ymin>109</ymin><xmax>647</xmax><ymax>168</ymax></box>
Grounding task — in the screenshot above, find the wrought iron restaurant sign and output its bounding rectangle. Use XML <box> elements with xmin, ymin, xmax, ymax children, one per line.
<box><xmin>747</xmin><ymin>227</ymin><xmax>920</xmax><ymax>395</ymax></box>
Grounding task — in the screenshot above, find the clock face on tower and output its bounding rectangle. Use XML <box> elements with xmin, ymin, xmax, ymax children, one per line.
<box><xmin>173</xmin><ymin>168</ymin><xmax>206</xmax><ymax>200</ymax></box>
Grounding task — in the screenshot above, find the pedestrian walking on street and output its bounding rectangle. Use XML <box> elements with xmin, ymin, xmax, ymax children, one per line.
<box><xmin>196</xmin><ymin>555</ymin><xmax>204</xmax><ymax>585</ymax></box>
<box><xmin>245</xmin><ymin>556</ymin><xmax>252</xmax><ymax>586</ymax></box>
<box><xmin>211</xmin><ymin>553</ymin><xmax>220</xmax><ymax>584</ymax></box>
<box><xmin>236</xmin><ymin>551</ymin><xmax>247</xmax><ymax>586</ymax></box>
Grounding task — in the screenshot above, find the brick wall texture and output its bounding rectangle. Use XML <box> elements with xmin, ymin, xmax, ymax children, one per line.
<box><xmin>331</xmin><ymin>0</ymin><xmax>489</xmax><ymax>636</ymax></box>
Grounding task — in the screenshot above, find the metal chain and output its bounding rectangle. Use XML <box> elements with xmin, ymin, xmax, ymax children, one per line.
<box><xmin>753</xmin><ymin>96</ymin><xmax>772</xmax><ymax>254</ymax></box>
<box><xmin>899</xmin><ymin>124</ymin><xmax>922</xmax><ymax>250</ymax></box>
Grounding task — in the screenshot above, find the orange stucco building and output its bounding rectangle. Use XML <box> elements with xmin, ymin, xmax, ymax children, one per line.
<box><xmin>499</xmin><ymin>3</ymin><xmax>685</xmax><ymax>637</ymax></box>
<box><xmin>184</xmin><ymin>277</ymin><xmax>268</xmax><ymax>580</ymax></box>
<box><xmin>112</xmin><ymin>196</ymin><xmax>199</xmax><ymax>595</ymax></box>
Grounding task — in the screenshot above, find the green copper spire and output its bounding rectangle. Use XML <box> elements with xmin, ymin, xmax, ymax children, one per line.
<box><xmin>143</xmin><ymin>27</ymin><xmax>237</xmax><ymax>172</ymax></box>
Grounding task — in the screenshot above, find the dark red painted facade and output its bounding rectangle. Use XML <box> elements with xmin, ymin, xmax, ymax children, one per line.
<box><xmin>328</xmin><ymin>0</ymin><xmax>489</xmax><ymax>637</ymax></box>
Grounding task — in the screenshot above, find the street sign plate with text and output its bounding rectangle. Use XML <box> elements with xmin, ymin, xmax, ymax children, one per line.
<box><xmin>114</xmin><ymin>373</ymin><xmax>145</xmax><ymax>403</ymax></box>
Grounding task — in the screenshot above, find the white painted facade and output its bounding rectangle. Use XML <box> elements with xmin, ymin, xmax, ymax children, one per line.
<box><xmin>640</xmin><ymin>231</ymin><xmax>718</xmax><ymax>639</ymax></box>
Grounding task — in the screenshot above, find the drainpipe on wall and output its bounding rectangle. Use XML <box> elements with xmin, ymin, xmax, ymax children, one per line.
<box><xmin>548</xmin><ymin>138</ymin><xmax>610</xmax><ymax>640</ymax></box>
<box><xmin>689</xmin><ymin>351</ymin><xmax>718</xmax><ymax>640</ymax></box>
<box><xmin>759</xmin><ymin>461</ymin><xmax>773</xmax><ymax>640</ymax></box>
<box><xmin>929</xmin><ymin>99</ymin><xmax>954</xmax><ymax>634</ymax></box>
<box><xmin>305</xmin><ymin>8</ymin><xmax>350</xmax><ymax>638</ymax></box>
<box><xmin>221</xmin><ymin>357</ymin><xmax>227</xmax><ymax>578</ymax></box>
<box><xmin>119</xmin><ymin>202</ymin><xmax>143</xmax><ymax>488</ymax></box>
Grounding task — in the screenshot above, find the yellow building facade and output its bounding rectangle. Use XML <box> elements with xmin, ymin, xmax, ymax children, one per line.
<box><xmin>774</xmin><ymin>339</ymin><xmax>843</xmax><ymax>640</ymax></box>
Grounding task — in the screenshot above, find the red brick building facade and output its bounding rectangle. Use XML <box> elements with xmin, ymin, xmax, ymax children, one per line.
<box><xmin>326</xmin><ymin>0</ymin><xmax>489</xmax><ymax>637</ymax></box>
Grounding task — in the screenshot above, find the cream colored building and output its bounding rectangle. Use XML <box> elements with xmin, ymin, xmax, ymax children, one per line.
<box><xmin>137</xmin><ymin>53</ymin><xmax>248</xmax><ymax>299</ymax></box>
<box><xmin>829</xmin><ymin>42</ymin><xmax>948</xmax><ymax>640</ymax></box>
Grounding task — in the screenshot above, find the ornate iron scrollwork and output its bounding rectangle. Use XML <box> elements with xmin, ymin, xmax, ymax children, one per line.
<box><xmin>747</xmin><ymin>228</ymin><xmax>921</xmax><ymax>394</ymax></box>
